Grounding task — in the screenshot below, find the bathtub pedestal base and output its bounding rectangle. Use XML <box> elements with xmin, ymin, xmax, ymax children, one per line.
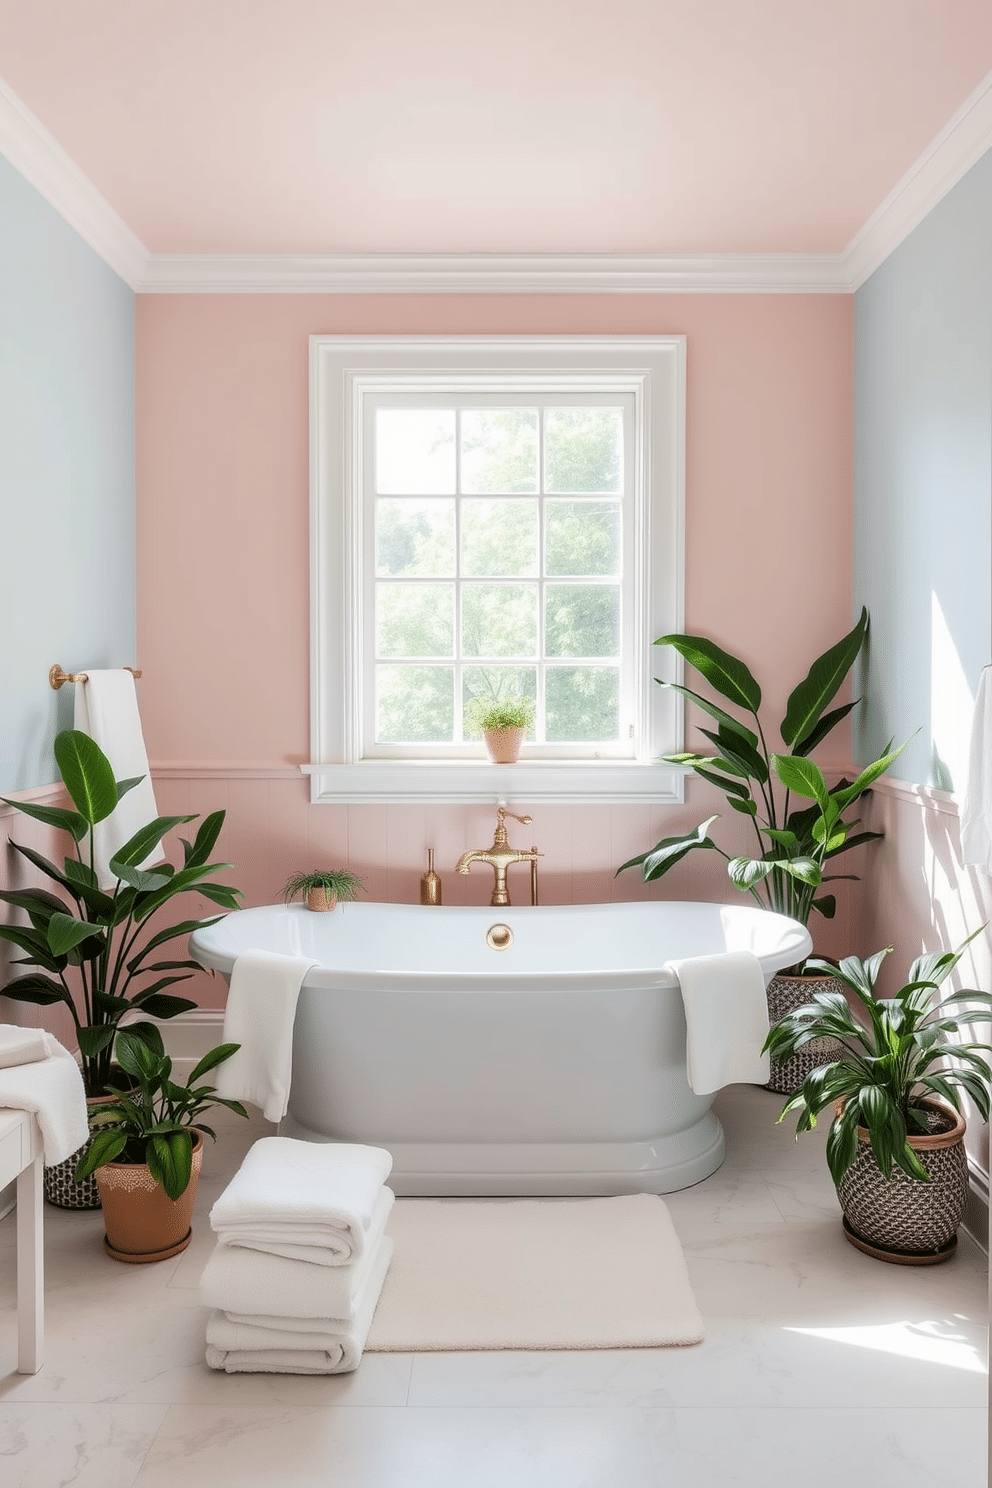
<box><xmin>279</xmin><ymin>1111</ymin><xmax>725</xmax><ymax>1197</ymax></box>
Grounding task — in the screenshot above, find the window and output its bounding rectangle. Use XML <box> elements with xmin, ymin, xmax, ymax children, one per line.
<box><xmin>307</xmin><ymin>337</ymin><xmax>685</xmax><ymax>803</ymax></box>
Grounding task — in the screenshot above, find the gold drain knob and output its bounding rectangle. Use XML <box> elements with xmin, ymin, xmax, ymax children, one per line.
<box><xmin>486</xmin><ymin>923</ymin><xmax>513</xmax><ymax>951</ymax></box>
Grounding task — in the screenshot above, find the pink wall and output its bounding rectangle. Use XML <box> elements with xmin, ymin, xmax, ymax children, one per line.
<box><xmin>136</xmin><ymin>293</ymin><xmax>856</xmax><ymax>1007</ymax></box>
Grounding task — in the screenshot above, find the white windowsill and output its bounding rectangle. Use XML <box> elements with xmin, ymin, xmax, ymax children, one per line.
<box><xmin>300</xmin><ymin>760</ymin><xmax>686</xmax><ymax>805</ymax></box>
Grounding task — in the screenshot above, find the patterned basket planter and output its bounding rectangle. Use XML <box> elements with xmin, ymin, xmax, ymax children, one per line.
<box><xmin>44</xmin><ymin>1094</ymin><xmax>108</xmax><ymax>1210</ymax></box>
<box><xmin>764</xmin><ymin>972</ymin><xmax>845</xmax><ymax>1095</ymax></box>
<box><xmin>836</xmin><ymin>1098</ymin><xmax>969</xmax><ymax>1264</ymax></box>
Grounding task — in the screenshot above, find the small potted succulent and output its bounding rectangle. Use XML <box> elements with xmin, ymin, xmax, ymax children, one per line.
<box><xmin>76</xmin><ymin>1029</ymin><xmax>247</xmax><ymax>1263</ymax></box>
<box><xmin>281</xmin><ymin>868</ymin><xmax>364</xmax><ymax>913</ymax></box>
<box><xmin>765</xmin><ymin>937</ymin><xmax>992</xmax><ymax>1264</ymax></box>
<box><xmin>465</xmin><ymin>693</ymin><xmax>536</xmax><ymax>764</ymax></box>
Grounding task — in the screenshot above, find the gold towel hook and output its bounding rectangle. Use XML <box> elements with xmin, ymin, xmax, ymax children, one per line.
<box><xmin>49</xmin><ymin>664</ymin><xmax>143</xmax><ymax>691</ymax></box>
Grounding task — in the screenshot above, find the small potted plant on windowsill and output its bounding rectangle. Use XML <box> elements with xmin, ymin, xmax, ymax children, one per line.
<box><xmin>764</xmin><ymin>936</ymin><xmax>991</xmax><ymax>1264</ymax></box>
<box><xmin>465</xmin><ymin>694</ymin><xmax>536</xmax><ymax>765</ymax></box>
<box><xmin>76</xmin><ymin>1029</ymin><xmax>248</xmax><ymax>1263</ymax></box>
<box><xmin>282</xmin><ymin>869</ymin><xmax>365</xmax><ymax>913</ymax></box>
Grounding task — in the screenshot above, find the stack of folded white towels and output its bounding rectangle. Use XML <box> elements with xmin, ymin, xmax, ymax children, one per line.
<box><xmin>201</xmin><ymin>1136</ymin><xmax>395</xmax><ymax>1374</ymax></box>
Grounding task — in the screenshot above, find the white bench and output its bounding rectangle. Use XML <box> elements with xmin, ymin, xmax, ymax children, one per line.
<box><xmin>0</xmin><ymin>1108</ymin><xmax>43</xmax><ymax>1373</ymax></box>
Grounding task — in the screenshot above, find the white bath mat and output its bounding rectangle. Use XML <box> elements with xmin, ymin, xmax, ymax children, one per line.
<box><xmin>365</xmin><ymin>1193</ymin><xmax>703</xmax><ymax>1351</ymax></box>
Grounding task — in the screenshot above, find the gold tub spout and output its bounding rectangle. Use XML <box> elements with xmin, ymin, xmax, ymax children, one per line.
<box><xmin>455</xmin><ymin>806</ymin><xmax>541</xmax><ymax>907</ymax></box>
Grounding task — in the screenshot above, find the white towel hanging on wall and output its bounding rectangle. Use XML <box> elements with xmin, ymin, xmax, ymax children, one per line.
<box><xmin>960</xmin><ymin>665</ymin><xmax>992</xmax><ymax>874</ymax></box>
<box><xmin>74</xmin><ymin>669</ymin><xmax>160</xmax><ymax>889</ymax></box>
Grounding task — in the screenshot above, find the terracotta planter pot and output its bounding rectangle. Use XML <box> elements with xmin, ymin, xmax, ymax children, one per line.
<box><xmin>95</xmin><ymin>1133</ymin><xmax>203</xmax><ymax>1263</ymax></box>
<box><xmin>482</xmin><ymin>726</ymin><xmax>526</xmax><ymax>764</ymax></box>
<box><xmin>835</xmin><ymin>1098</ymin><xmax>969</xmax><ymax>1264</ymax></box>
<box><xmin>764</xmin><ymin>971</ymin><xmax>845</xmax><ymax>1095</ymax></box>
<box><xmin>306</xmin><ymin>886</ymin><xmax>337</xmax><ymax>912</ymax></box>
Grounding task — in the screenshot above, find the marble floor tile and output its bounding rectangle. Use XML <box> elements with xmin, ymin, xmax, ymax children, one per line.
<box><xmin>129</xmin><ymin>1404</ymin><xmax>662</xmax><ymax>1488</ymax></box>
<box><xmin>0</xmin><ymin>1403</ymin><xmax>167</xmax><ymax>1488</ymax></box>
<box><xmin>644</xmin><ymin>1406</ymin><xmax>986</xmax><ymax>1488</ymax></box>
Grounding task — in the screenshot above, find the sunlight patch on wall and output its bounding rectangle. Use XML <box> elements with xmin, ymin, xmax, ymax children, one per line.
<box><xmin>930</xmin><ymin>590</ymin><xmax>975</xmax><ymax>794</ymax></box>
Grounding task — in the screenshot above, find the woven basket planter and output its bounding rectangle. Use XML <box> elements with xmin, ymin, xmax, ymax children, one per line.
<box><xmin>44</xmin><ymin>1093</ymin><xmax>112</xmax><ymax>1210</ymax></box>
<box><xmin>764</xmin><ymin>972</ymin><xmax>845</xmax><ymax>1095</ymax></box>
<box><xmin>96</xmin><ymin>1133</ymin><xmax>204</xmax><ymax>1264</ymax></box>
<box><xmin>836</xmin><ymin>1098</ymin><xmax>969</xmax><ymax>1264</ymax></box>
<box><xmin>305</xmin><ymin>886</ymin><xmax>337</xmax><ymax>912</ymax></box>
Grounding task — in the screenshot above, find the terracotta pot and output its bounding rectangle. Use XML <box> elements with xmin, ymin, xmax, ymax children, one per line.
<box><xmin>95</xmin><ymin>1133</ymin><xmax>203</xmax><ymax>1263</ymax></box>
<box><xmin>482</xmin><ymin>726</ymin><xmax>526</xmax><ymax>764</ymax></box>
<box><xmin>834</xmin><ymin>1097</ymin><xmax>969</xmax><ymax>1264</ymax></box>
<box><xmin>306</xmin><ymin>886</ymin><xmax>337</xmax><ymax>912</ymax></box>
<box><xmin>764</xmin><ymin>970</ymin><xmax>845</xmax><ymax>1095</ymax></box>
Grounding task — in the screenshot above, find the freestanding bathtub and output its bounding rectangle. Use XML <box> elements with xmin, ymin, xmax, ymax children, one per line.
<box><xmin>190</xmin><ymin>900</ymin><xmax>810</xmax><ymax>1196</ymax></box>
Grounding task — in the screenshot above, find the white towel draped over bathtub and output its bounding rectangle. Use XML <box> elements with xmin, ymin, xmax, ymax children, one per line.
<box><xmin>665</xmin><ymin>951</ymin><xmax>770</xmax><ymax>1094</ymax></box>
<box><xmin>74</xmin><ymin>669</ymin><xmax>159</xmax><ymax>889</ymax></box>
<box><xmin>209</xmin><ymin>1137</ymin><xmax>395</xmax><ymax>1265</ymax></box>
<box><xmin>215</xmin><ymin>952</ymin><xmax>317</xmax><ymax>1122</ymax></box>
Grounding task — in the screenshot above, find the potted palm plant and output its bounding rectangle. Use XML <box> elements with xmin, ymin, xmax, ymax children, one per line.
<box><xmin>617</xmin><ymin>607</ymin><xmax>907</xmax><ymax>1092</ymax></box>
<box><xmin>76</xmin><ymin>1029</ymin><xmax>247</xmax><ymax>1263</ymax></box>
<box><xmin>281</xmin><ymin>868</ymin><xmax>364</xmax><ymax>913</ymax></box>
<box><xmin>465</xmin><ymin>694</ymin><xmax>535</xmax><ymax>764</ymax></box>
<box><xmin>0</xmin><ymin>729</ymin><xmax>241</xmax><ymax>1206</ymax></box>
<box><xmin>765</xmin><ymin>938</ymin><xmax>991</xmax><ymax>1263</ymax></box>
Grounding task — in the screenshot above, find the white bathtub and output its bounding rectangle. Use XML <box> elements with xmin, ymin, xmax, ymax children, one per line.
<box><xmin>190</xmin><ymin>900</ymin><xmax>810</xmax><ymax>1196</ymax></box>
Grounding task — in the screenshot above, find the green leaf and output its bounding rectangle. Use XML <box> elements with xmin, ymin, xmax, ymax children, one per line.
<box><xmin>727</xmin><ymin>796</ymin><xmax>758</xmax><ymax>817</ymax></box>
<box><xmin>111</xmin><ymin>815</ymin><xmax>194</xmax><ymax>871</ymax></box>
<box><xmin>115</xmin><ymin>775</ymin><xmax>145</xmax><ymax>803</ymax></box>
<box><xmin>658</xmin><ymin>685</ymin><xmax>760</xmax><ymax>750</ymax></box>
<box><xmin>147</xmin><ymin>1131</ymin><xmax>193</xmax><ymax>1200</ymax></box>
<box><xmin>183</xmin><ymin>810</ymin><xmax>226</xmax><ymax>870</ymax></box>
<box><xmin>771</xmin><ymin>754</ymin><xmax>830</xmax><ymax>810</ymax></box>
<box><xmin>0</xmin><ymin>922</ymin><xmax>65</xmax><ymax>971</ymax></box>
<box><xmin>111</xmin><ymin>863</ymin><xmax>174</xmax><ymax>894</ymax></box>
<box><xmin>780</xmin><ymin>607</ymin><xmax>869</xmax><ymax>748</ymax></box>
<box><xmin>832</xmin><ymin>740</ymin><xmax>910</xmax><ymax>811</ymax></box>
<box><xmin>791</xmin><ymin>700</ymin><xmax>861</xmax><ymax>758</ymax></box>
<box><xmin>698</xmin><ymin>728</ymin><xmax>768</xmax><ymax>784</ymax></box>
<box><xmin>133</xmin><ymin>992</ymin><xmax>197</xmax><ymax>1020</ymax></box>
<box><xmin>188</xmin><ymin>1042</ymin><xmax>240</xmax><ymax>1084</ymax></box>
<box><xmin>812</xmin><ymin>894</ymin><xmax>837</xmax><ymax>919</ymax></box>
<box><xmin>775</xmin><ymin>856</ymin><xmax>821</xmax><ymax>885</ymax></box>
<box><xmin>654</xmin><ymin>634</ymin><xmax>761</xmax><ymax>713</ymax></box>
<box><xmin>691</xmin><ymin>764</ymin><xmax>754</xmax><ymax>801</ymax></box>
<box><xmin>0</xmin><ymin>797</ymin><xmax>89</xmax><ymax>843</ymax></box>
<box><xmin>53</xmin><ymin>730</ymin><xmax>119</xmax><ymax>825</ymax></box>
<box><xmin>616</xmin><ymin>816</ymin><xmax>719</xmax><ymax>881</ymax></box>
<box><xmin>76</xmin><ymin>1024</ymin><xmax>115</xmax><ymax>1057</ymax></box>
<box><xmin>74</xmin><ymin>1129</ymin><xmax>127</xmax><ymax>1180</ymax></box>
<box><xmin>45</xmin><ymin>912</ymin><xmax>104</xmax><ymax>958</ymax></box>
<box><xmin>728</xmin><ymin>857</ymin><xmax>774</xmax><ymax>889</ymax></box>
<box><xmin>1</xmin><ymin>973</ymin><xmax>71</xmax><ymax>1007</ymax></box>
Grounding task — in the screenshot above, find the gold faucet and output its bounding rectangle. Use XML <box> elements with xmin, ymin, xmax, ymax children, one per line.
<box><xmin>455</xmin><ymin>806</ymin><xmax>541</xmax><ymax>907</ymax></box>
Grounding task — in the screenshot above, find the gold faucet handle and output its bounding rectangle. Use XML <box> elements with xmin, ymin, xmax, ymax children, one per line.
<box><xmin>498</xmin><ymin>807</ymin><xmax>533</xmax><ymax>827</ymax></box>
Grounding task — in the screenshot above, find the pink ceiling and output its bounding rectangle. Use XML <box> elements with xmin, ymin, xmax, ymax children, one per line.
<box><xmin>0</xmin><ymin>0</ymin><xmax>990</xmax><ymax>256</ymax></box>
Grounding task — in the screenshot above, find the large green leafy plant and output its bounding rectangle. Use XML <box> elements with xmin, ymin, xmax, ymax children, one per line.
<box><xmin>765</xmin><ymin>940</ymin><xmax>992</xmax><ymax>1184</ymax></box>
<box><xmin>0</xmin><ymin>730</ymin><xmax>241</xmax><ymax>1097</ymax></box>
<box><xmin>618</xmin><ymin>608</ymin><xmax>905</xmax><ymax>943</ymax></box>
<box><xmin>76</xmin><ymin>1029</ymin><xmax>247</xmax><ymax>1200</ymax></box>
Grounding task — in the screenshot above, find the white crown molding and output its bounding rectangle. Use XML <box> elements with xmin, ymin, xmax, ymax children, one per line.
<box><xmin>3</xmin><ymin>63</ymin><xmax>992</xmax><ymax>296</ymax></box>
<box><xmin>843</xmin><ymin>66</ymin><xmax>992</xmax><ymax>290</ymax></box>
<box><xmin>0</xmin><ymin>76</ymin><xmax>148</xmax><ymax>289</ymax></box>
<box><xmin>140</xmin><ymin>251</ymin><xmax>850</xmax><ymax>294</ymax></box>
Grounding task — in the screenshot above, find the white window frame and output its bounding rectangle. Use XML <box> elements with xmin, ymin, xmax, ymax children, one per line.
<box><xmin>306</xmin><ymin>336</ymin><xmax>686</xmax><ymax>804</ymax></box>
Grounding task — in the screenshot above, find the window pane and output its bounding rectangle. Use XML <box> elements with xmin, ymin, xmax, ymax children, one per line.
<box><xmin>461</xmin><ymin>499</ymin><xmax>538</xmax><ymax>577</ymax></box>
<box><xmin>544</xmin><ymin>408</ymin><xmax>622</xmax><ymax>493</ymax></box>
<box><xmin>376</xmin><ymin>665</ymin><xmax>454</xmax><ymax>742</ymax></box>
<box><xmin>461</xmin><ymin>409</ymin><xmax>538</xmax><ymax>493</ymax></box>
<box><xmin>546</xmin><ymin>667</ymin><xmax>620</xmax><ymax>741</ymax></box>
<box><xmin>376</xmin><ymin>499</ymin><xmax>455</xmax><ymax>576</ymax></box>
<box><xmin>545</xmin><ymin>585</ymin><xmax>620</xmax><ymax>658</ymax></box>
<box><xmin>463</xmin><ymin>666</ymin><xmax>537</xmax><ymax>739</ymax></box>
<box><xmin>376</xmin><ymin>409</ymin><xmax>456</xmax><ymax>495</ymax></box>
<box><xmin>461</xmin><ymin>584</ymin><xmax>537</xmax><ymax>658</ymax></box>
<box><xmin>376</xmin><ymin>583</ymin><xmax>453</xmax><ymax>657</ymax></box>
<box><xmin>546</xmin><ymin>499</ymin><xmax>620</xmax><ymax>576</ymax></box>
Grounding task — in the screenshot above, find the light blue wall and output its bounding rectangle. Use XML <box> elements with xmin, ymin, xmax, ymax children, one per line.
<box><xmin>0</xmin><ymin>154</ymin><xmax>135</xmax><ymax>792</ymax></box>
<box><xmin>853</xmin><ymin>150</ymin><xmax>992</xmax><ymax>787</ymax></box>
